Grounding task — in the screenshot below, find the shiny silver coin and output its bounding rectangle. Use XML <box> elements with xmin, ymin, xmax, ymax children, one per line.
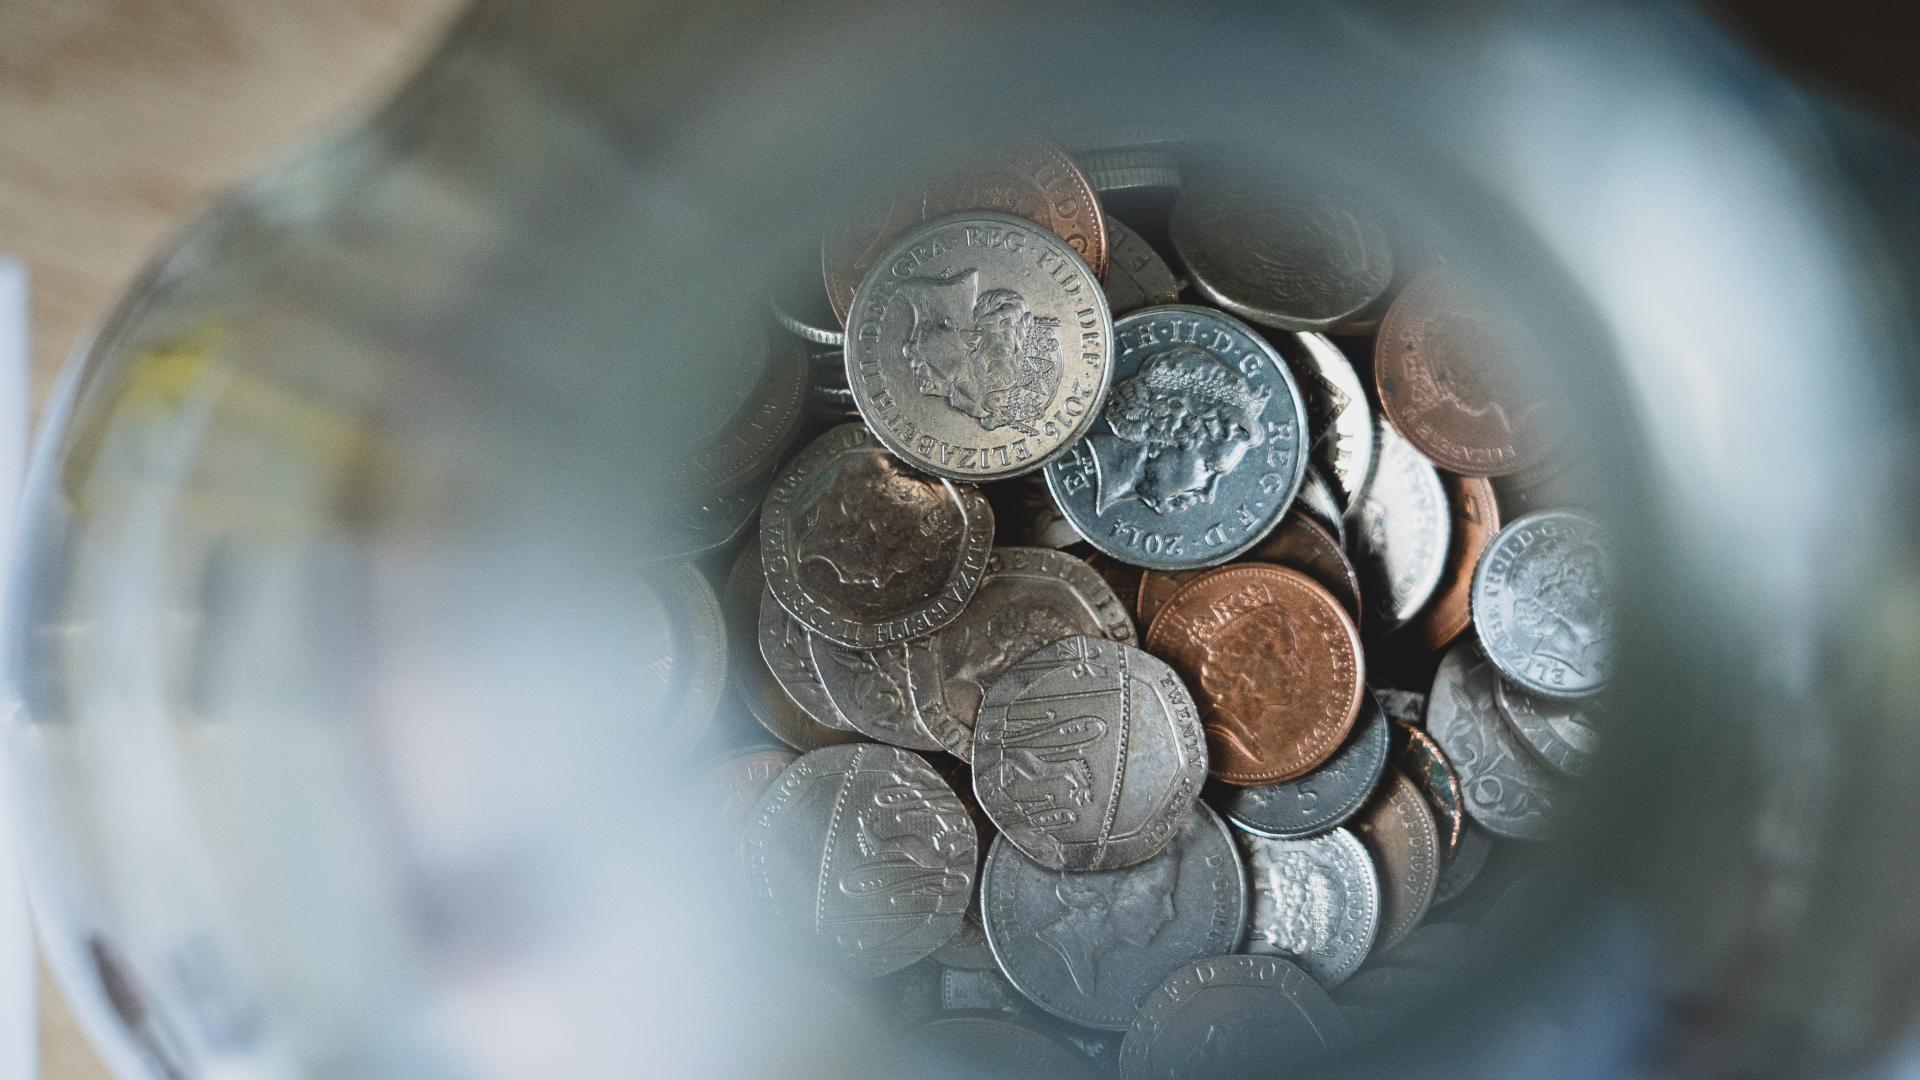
<box><xmin>1470</xmin><ymin>509</ymin><xmax>1614</xmax><ymax>699</ymax></box>
<box><xmin>1348</xmin><ymin>769</ymin><xmax>1441</xmax><ymax>952</ymax></box>
<box><xmin>1349</xmin><ymin>419</ymin><xmax>1450</xmax><ymax>629</ymax></box>
<box><xmin>742</xmin><ymin>744</ymin><xmax>977</xmax><ymax>978</ymax></box>
<box><xmin>1373</xmin><ymin>687</ymin><xmax>1428</xmax><ymax>729</ymax></box>
<box><xmin>973</xmin><ymin>636</ymin><xmax>1207</xmax><ymax>871</ymax></box>
<box><xmin>1270</xmin><ymin>331</ymin><xmax>1376</xmax><ymax>517</ymax></box>
<box><xmin>917</xmin><ymin>1012</ymin><xmax>1098</xmax><ymax>1080</ymax></box>
<box><xmin>1044</xmin><ymin>305</ymin><xmax>1310</xmax><ymax>570</ymax></box>
<box><xmin>810</xmin><ymin>638</ymin><xmax>943</xmax><ymax>752</ymax></box>
<box><xmin>981</xmin><ymin>804</ymin><xmax>1247</xmax><ymax>1030</ymax></box>
<box><xmin>906</xmin><ymin>547</ymin><xmax>1136</xmax><ymax>761</ymax></box>
<box><xmin>1078</xmin><ymin>147</ymin><xmax>1184</xmax><ymax>195</ymax></box>
<box><xmin>1118</xmin><ymin>954</ymin><xmax>1349</xmax><ymax>1080</ymax></box>
<box><xmin>1433</xmin><ymin>822</ymin><xmax>1494</xmax><ymax>906</ymax></box>
<box><xmin>844</xmin><ymin>212</ymin><xmax>1115</xmax><ymax>481</ymax></box>
<box><xmin>1169</xmin><ymin>169</ymin><xmax>1394</xmax><ymax>333</ymax></box>
<box><xmin>1102</xmin><ymin>219</ymin><xmax>1183</xmax><ymax>316</ymax></box>
<box><xmin>1224</xmin><ymin>693</ymin><xmax>1389</xmax><ymax>840</ymax></box>
<box><xmin>1425</xmin><ymin>641</ymin><xmax>1562</xmax><ymax>841</ymax></box>
<box><xmin>1235</xmin><ymin>827</ymin><xmax>1381</xmax><ymax>987</ymax></box>
<box><xmin>630</xmin><ymin>563</ymin><xmax>727</xmax><ymax>760</ymax></box>
<box><xmin>1495</xmin><ymin>678</ymin><xmax>1600</xmax><ymax>777</ymax></box>
<box><xmin>756</xmin><ymin>588</ymin><xmax>857</xmax><ymax>733</ymax></box>
<box><xmin>760</xmin><ymin>423</ymin><xmax>993</xmax><ymax>647</ymax></box>
<box><xmin>1298</xmin><ymin>465</ymin><xmax>1346</xmax><ymax>541</ymax></box>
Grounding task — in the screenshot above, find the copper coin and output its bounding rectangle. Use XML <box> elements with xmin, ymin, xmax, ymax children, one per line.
<box><xmin>1390</xmin><ymin>721</ymin><xmax>1465</xmax><ymax>860</ymax></box>
<box><xmin>1348</xmin><ymin>769</ymin><xmax>1442</xmax><ymax>952</ymax></box>
<box><xmin>1136</xmin><ymin>514</ymin><xmax>1362</xmax><ymax>633</ymax></box>
<box><xmin>1145</xmin><ymin>565</ymin><xmax>1364</xmax><ymax>785</ymax></box>
<box><xmin>821</xmin><ymin>139</ymin><xmax>1108</xmax><ymax>323</ymax></box>
<box><xmin>1373</xmin><ymin>267</ymin><xmax>1558</xmax><ymax>477</ymax></box>
<box><xmin>1397</xmin><ymin>472</ymin><xmax>1501</xmax><ymax>651</ymax></box>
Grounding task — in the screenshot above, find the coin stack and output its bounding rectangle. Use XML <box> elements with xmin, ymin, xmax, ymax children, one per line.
<box><xmin>686</xmin><ymin>137</ymin><xmax>1614</xmax><ymax>1078</ymax></box>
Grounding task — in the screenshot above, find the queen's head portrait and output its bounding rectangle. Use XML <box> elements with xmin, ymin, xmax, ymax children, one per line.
<box><xmin>1513</xmin><ymin>539</ymin><xmax>1609</xmax><ymax>675</ymax></box>
<box><xmin>896</xmin><ymin>271</ymin><xmax>1059</xmax><ymax>434</ymax></box>
<box><xmin>1087</xmin><ymin>346</ymin><xmax>1271</xmax><ymax>516</ymax></box>
<box><xmin>797</xmin><ymin>454</ymin><xmax>961</xmax><ymax>595</ymax></box>
<box><xmin>1034</xmin><ymin>852</ymin><xmax>1182</xmax><ymax>995</ymax></box>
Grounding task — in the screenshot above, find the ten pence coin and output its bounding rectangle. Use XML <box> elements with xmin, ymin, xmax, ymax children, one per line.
<box><xmin>1145</xmin><ymin>565</ymin><xmax>1364</xmax><ymax>785</ymax></box>
<box><xmin>1118</xmin><ymin>954</ymin><xmax>1349</xmax><ymax>1080</ymax></box>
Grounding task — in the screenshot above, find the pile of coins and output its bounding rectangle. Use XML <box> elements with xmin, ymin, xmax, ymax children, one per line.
<box><xmin>682</xmin><ymin>137</ymin><xmax>1614</xmax><ymax>1077</ymax></box>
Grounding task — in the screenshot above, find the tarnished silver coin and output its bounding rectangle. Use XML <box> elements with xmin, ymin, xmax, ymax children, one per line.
<box><xmin>1495</xmin><ymin>678</ymin><xmax>1600</xmax><ymax>776</ymax></box>
<box><xmin>760</xmin><ymin>423</ymin><xmax>993</xmax><ymax>647</ymax></box>
<box><xmin>1348</xmin><ymin>769</ymin><xmax>1441</xmax><ymax>952</ymax></box>
<box><xmin>845</xmin><ymin>213</ymin><xmax>1115</xmax><ymax>481</ymax></box>
<box><xmin>1044</xmin><ymin>305</ymin><xmax>1310</xmax><ymax>570</ymax></box>
<box><xmin>1471</xmin><ymin>509</ymin><xmax>1614</xmax><ymax>699</ymax></box>
<box><xmin>1118</xmin><ymin>954</ymin><xmax>1349</xmax><ymax>1080</ymax></box>
<box><xmin>1235</xmin><ymin>827</ymin><xmax>1381</xmax><ymax>987</ymax></box>
<box><xmin>1102</xmin><ymin>219</ymin><xmax>1183</xmax><ymax>316</ymax></box>
<box><xmin>1169</xmin><ymin>168</ymin><xmax>1394</xmax><ymax>333</ymax></box>
<box><xmin>810</xmin><ymin>638</ymin><xmax>943</xmax><ymax>752</ymax></box>
<box><xmin>1350</xmin><ymin>419</ymin><xmax>1450</xmax><ymax>629</ymax></box>
<box><xmin>940</xmin><ymin>966</ymin><xmax>1038</xmax><ymax>1017</ymax></box>
<box><xmin>917</xmin><ymin>1012</ymin><xmax>1098</xmax><ymax>1080</ymax></box>
<box><xmin>1224</xmin><ymin>693</ymin><xmax>1389</xmax><ymax>840</ymax></box>
<box><xmin>1298</xmin><ymin>465</ymin><xmax>1346</xmax><ymax>541</ymax></box>
<box><xmin>906</xmin><ymin>548</ymin><xmax>1137</xmax><ymax>761</ymax></box>
<box><xmin>1373</xmin><ymin>687</ymin><xmax>1428</xmax><ymax>729</ymax></box>
<box><xmin>631</xmin><ymin>563</ymin><xmax>727</xmax><ymax>760</ymax></box>
<box><xmin>1433</xmin><ymin>822</ymin><xmax>1494</xmax><ymax>905</ymax></box>
<box><xmin>756</xmin><ymin>588</ymin><xmax>858</xmax><ymax>734</ymax></box>
<box><xmin>973</xmin><ymin>636</ymin><xmax>1207</xmax><ymax>871</ymax></box>
<box><xmin>1425</xmin><ymin>641</ymin><xmax>1562</xmax><ymax>841</ymax></box>
<box><xmin>734</xmin><ymin>544</ymin><xmax>862</xmax><ymax>748</ymax></box>
<box><xmin>981</xmin><ymin>804</ymin><xmax>1247</xmax><ymax>1030</ymax></box>
<box><xmin>742</xmin><ymin>744</ymin><xmax>977</xmax><ymax>978</ymax></box>
<box><xmin>1270</xmin><ymin>331</ymin><xmax>1376</xmax><ymax>516</ymax></box>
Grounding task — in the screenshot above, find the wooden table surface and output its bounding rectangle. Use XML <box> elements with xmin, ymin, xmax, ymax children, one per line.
<box><xmin>0</xmin><ymin>1</ymin><xmax>462</xmax><ymax>1073</ymax></box>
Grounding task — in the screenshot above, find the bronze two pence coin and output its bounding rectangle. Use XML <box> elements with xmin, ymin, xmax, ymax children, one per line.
<box><xmin>1373</xmin><ymin>267</ymin><xmax>1558</xmax><ymax>477</ymax></box>
<box><xmin>1145</xmin><ymin>565</ymin><xmax>1365</xmax><ymax>785</ymax></box>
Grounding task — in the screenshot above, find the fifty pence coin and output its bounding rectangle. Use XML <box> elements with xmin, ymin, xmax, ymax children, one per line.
<box><xmin>823</xmin><ymin>139</ymin><xmax>1109</xmax><ymax>322</ymax></box>
<box><xmin>1118</xmin><ymin>954</ymin><xmax>1350</xmax><ymax>1080</ymax></box>
<box><xmin>810</xmin><ymin>638</ymin><xmax>943</xmax><ymax>751</ymax></box>
<box><xmin>1425</xmin><ymin>641</ymin><xmax>1562</xmax><ymax>841</ymax></box>
<box><xmin>1350</xmin><ymin>419</ymin><xmax>1450</xmax><ymax>630</ymax></box>
<box><xmin>916</xmin><ymin>1012</ymin><xmax>1097</xmax><ymax>1080</ymax></box>
<box><xmin>760</xmin><ymin>423</ymin><xmax>992</xmax><ymax>647</ymax></box>
<box><xmin>1392</xmin><ymin>721</ymin><xmax>1466</xmax><ymax>860</ymax></box>
<box><xmin>1103</xmin><ymin>218</ymin><xmax>1183</xmax><ymax>316</ymax></box>
<box><xmin>1374</xmin><ymin>267</ymin><xmax>1558</xmax><ymax>477</ymax></box>
<box><xmin>972</xmin><ymin>637</ymin><xmax>1207</xmax><ymax>871</ymax></box>
<box><xmin>981</xmin><ymin>805</ymin><xmax>1247</xmax><ymax>1031</ymax></box>
<box><xmin>1224</xmin><ymin>693</ymin><xmax>1389</xmax><ymax>841</ymax></box>
<box><xmin>1045</xmin><ymin>305</ymin><xmax>1310</xmax><ymax>570</ymax></box>
<box><xmin>1348</xmin><ymin>769</ymin><xmax>1442</xmax><ymax>952</ymax></box>
<box><xmin>1169</xmin><ymin>166</ymin><xmax>1394</xmax><ymax>333</ymax></box>
<box><xmin>742</xmin><ymin>744</ymin><xmax>977</xmax><ymax>978</ymax></box>
<box><xmin>845</xmin><ymin>213</ymin><xmax>1115</xmax><ymax>481</ymax></box>
<box><xmin>905</xmin><ymin>548</ymin><xmax>1137</xmax><ymax>761</ymax></box>
<box><xmin>1495</xmin><ymin>678</ymin><xmax>1601</xmax><ymax>777</ymax></box>
<box><xmin>1471</xmin><ymin>509</ymin><xmax>1614</xmax><ymax>699</ymax></box>
<box><xmin>1270</xmin><ymin>330</ymin><xmax>1376</xmax><ymax>516</ymax></box>
<box><xmin>1235</xmin><ymin>827</ymin><xmax>1381</xmax><ymax>987</ymax></box>
<box><xmin>1146</xmin><ymin>565</ymin><xmax>1365</xmax><ymax>785</ymax></box>
<box><xmin>1397</xmin><ymin>472</ymin><xmax>1501</xmax><ymax>653</ymax></box>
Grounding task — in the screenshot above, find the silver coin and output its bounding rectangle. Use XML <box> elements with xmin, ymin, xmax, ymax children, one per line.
<box><xmin>844</xmin><ymin>212</ymin><xmax>1116</xmax><ymax>481</ymax></box>
<box><xmin>981</xmin><ymin>804</ymin><xmax>1247</xmax><ymax>1030</ymax></box>
<box><xmin>1078</xmin><ymin>147</ymin><xmax>1184</xmax><ymax>196</ymax></box>
<box><xmin>742</xmin><ymin>744</ymin><xmax>977</xmax><ymax>978</ymax></box>
<box><xmin>756</xmin><ymin>588</ymin><xmax>858</xmax><ymax>734</ymax></box>
<box><xmin>1118</xmin><ymin>954</ymin><xmax>1349</xmax><ymax>1080</ymax></box>
<box><xmin>1495</xmin><ymin>678</ymin><xmax>1600</xmax><ymax>777</ymax></box>
<box><xmin>772</xmin><ymin>303</ymin><xmax>846</xmax><ymax>347</ymax></box>
<box><xmin>1424</xmin><ymin>641</ymin><xmax>1562</xmax><ymax>841</ymax></box>
<box><xmin>1235</xmin><ymin>827</ymin><xmax>1381</xmax><ymax>987</ymax></box>
<box><xmin>729</xmin><ymin>544</ymin><xmax>861</xmax><ymax>750</ymax></box>
<box><xmin>906</xmin><ymin>548</ymin><xmax>1137</xmax><ymax>761</ymax></box>
<box><xmin>1433</xmin><ymin>822</ymin><xmax>1494</xmax><ymax>905</ymax></box>
<box><xmin>1373</xmin><ymin>688</ymin><xmax>1428</xmax><ymax>730</ymax></box>
<box><xmin>1269</xmin><ymin>331</ymin><xmax>1376</xmax><ymax>517</ymax></box>
<box><xmin>973</xmin><ymin>637</ymin><xmax>1207</xmax><ymax>871</ymax></box>
<box><xmin>810</xmin><ymin>638</ymin><xmax>943</xmax><ymax>752</ymax></box>
<box><xmin>1224</xmin><ymin>693</ymin><xmax>1389</xmax><ymax>840</ymax></box>
<box><xmin>630</xmin><ymin>563</ymin><xmax>727</xmax><ymax>759</ymax></box>
<box><xmin>930</xmin><ymin>915</ymin><xmax>998</xmax><ymax>972</ymax></box>
<box><xmin>1349</xmin><ymin>419</ymin><xmax>1450</xmax><ymax>629</ymax></box>
<box><xmin>1169</xmin><ymin>169</ymin><xmax>1394</xmax><ymax>333</ymax></box>
<box><xmin>1348</xmin><ymin>769</ymin><xmax>1441</xmax><ymax>953</ymax></box>
<box><xmin>1044</xmin><ymin>305</ymin><xmax>1310</xmax><ymax>570</ymax></box>
<box><xmin>760</xmin><ymin>423</ymin><xmax>993</xmax><ymax>647</ymax></box>
<box><xmin>1470</xmin><ymin>509</ymin><xmax>1614</xmax><ymax>699</ymax></box>
<box><xmin>1102</xmin><ymin>219</ymin><xmax>1182</xmax><ymax>316</ymax></box>
<box><xmin>1298</xmin><ymin>465</ymin><xmax>1346</xmax><ymax>541</ymax></box>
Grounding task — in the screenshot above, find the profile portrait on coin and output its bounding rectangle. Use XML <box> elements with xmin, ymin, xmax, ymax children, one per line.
<box><xmin>1512</xmin><ymin>538</ymin><xmax>1610</xmax><ymax>676</ymax></box>
<box><xmin>1196</xmin><ymin>606</ymin><xmax>1306</xmax><ymax>760</ymax></box>
<box><xmin>1087</xmin><ymin>346</ymin><xmax>1271</xmax><ymax>516</ymax></box>
<box><xmin>1038</xmin><ymin>856</ymin><xmax>1182</xmax><ymax>995</ymax></box>
<box><xmin>949</xmin><ymin>604</ymin><xmax>1081</xmax><ymax>699</ymax></box>
<box><xmin>798</xmin><ymin>451</ymin><xmax>962</xmax><ymax>597</ymax></box>
<box><xmin>898</xmin><ymin>270</ymin><xmax>1062</xmax><ymax>435</ymax></box>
